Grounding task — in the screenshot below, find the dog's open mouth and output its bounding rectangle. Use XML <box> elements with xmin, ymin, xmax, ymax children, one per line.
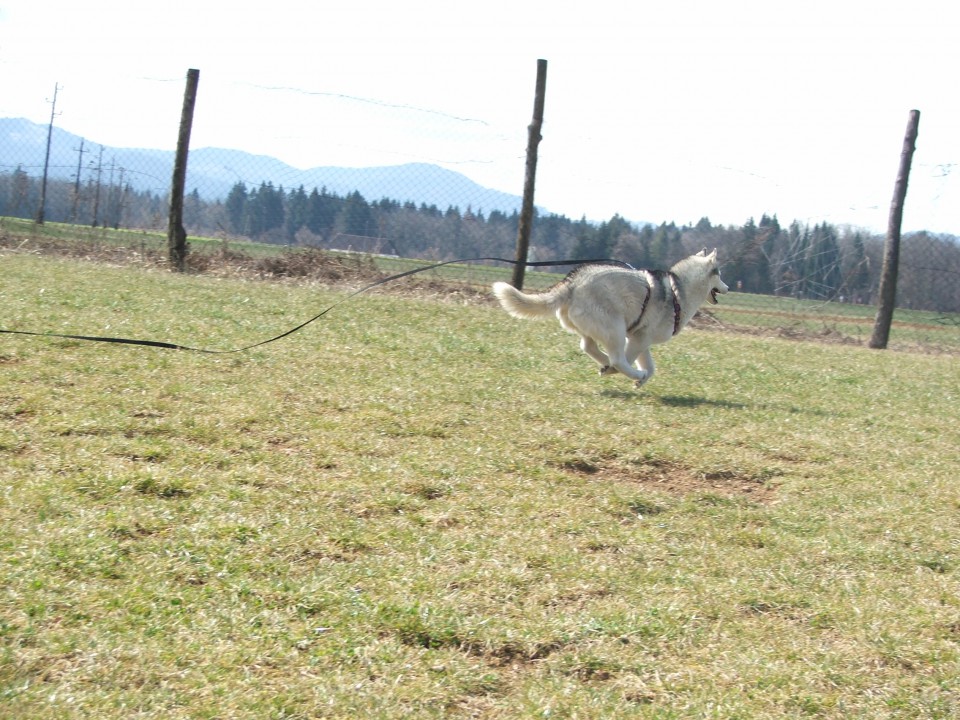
<box><xmin>710</xmin><ymin>288</ymin><xmax>720</xmax><ymax>304</ymax></box>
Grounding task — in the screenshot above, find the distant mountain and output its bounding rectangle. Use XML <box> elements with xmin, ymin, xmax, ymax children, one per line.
<box><xmin>0</xmin><ymin>117</ymin><xmax>526</xmax><ymax>214</ymax></box>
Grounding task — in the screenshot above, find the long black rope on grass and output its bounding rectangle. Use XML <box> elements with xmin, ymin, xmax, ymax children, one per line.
<box><xmin>1</xmin><ymin>255</ymin><xmax>630</xmax><ymax>354</ymax></box>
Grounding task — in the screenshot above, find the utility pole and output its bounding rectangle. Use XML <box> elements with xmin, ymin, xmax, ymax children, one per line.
<box><xmin>91</xmin><ymin>145</ymin><xmax>104</xmax><ymax>227</ymax></box>
<box><xmin>35</xmin><ymin>82</ymin><xmax>60</xmax><ymax>225</ymax></box>
<box><xmin>115</xmin><ymin>167</ymin><xmax>126</xmax><ymax>229</ymax></box>
<box><xmin>71</xmin><ymin>138</ymin><xmax>85</xmax><ymax>223</ymax></box>
<box><xmin>106</xmin><ymin>157</ymin><xmax>115</xmax><ymax>228</ymax></box>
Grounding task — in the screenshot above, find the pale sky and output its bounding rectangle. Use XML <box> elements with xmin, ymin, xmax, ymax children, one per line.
<box><xmin>2</xmin><ymin>0</ymin><xmax>958</xmax><ymax>234</ymax></box>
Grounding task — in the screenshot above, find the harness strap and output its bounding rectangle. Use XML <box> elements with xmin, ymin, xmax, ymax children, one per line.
<box><xmin>627</xmin><ymin>270</ymin><xmax>654</xmax><ymax>333</ymax></box>
<box><xmin>626</xmin><ymin>270</ymin><xmax>682</xmax><ymax>335</ymax></box>
<box><xmin>667</xmin><ymin>272</ymin><xmax>682</xmax><ymax>335</ymax></box>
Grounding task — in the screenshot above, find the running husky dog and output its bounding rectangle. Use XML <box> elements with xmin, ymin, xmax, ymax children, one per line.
<box><xmin>492</xmin><ymin>249</ymin><xmax>728</xmax><ymax>387</ymax></box>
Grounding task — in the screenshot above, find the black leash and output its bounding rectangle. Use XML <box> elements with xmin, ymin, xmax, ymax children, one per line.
<box><xmin>2</xmin><ymin>255</ymin><xmax>630</xmax><ymax>354</ymax></box>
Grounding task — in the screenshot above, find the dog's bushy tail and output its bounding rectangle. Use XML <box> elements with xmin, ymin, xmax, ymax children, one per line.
<box><xmin>492</xmin><ymin>282</ymin><xmax>563</xmax><ymax>319</ymax></box>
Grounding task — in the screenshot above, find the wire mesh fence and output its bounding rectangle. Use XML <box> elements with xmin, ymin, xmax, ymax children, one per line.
<box><xmin>2</xmin><ymin>72</ymin><xmax>958</xmax><ymax>350</ymax></box>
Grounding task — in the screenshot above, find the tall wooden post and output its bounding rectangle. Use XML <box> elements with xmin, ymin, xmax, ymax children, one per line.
<box><xmin>869</xmin><ymin>109</ymin><xmax>920</xmax><ymax>349</ymax></box>
<box><xmin>168</xmin><ymin>69</ymin><xmax>200</xmax><ymax>271</ymax></box>
<box><xmin>511</xmin><ymin>59</ymin><xmax>547</xmax><ymax>291</ymax></box>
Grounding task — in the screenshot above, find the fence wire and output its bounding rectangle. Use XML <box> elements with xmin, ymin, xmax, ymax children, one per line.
<box><xmin>2</xmin><ymin>74</ymin><xmax>958</xmax><ymax>351</ymax></box>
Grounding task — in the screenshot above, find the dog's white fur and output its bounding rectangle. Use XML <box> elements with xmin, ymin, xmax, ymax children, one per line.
<box><xmin>492</xmin><ymin>249</ymin><xmax>728</xmax><ymax>387</ymax></box>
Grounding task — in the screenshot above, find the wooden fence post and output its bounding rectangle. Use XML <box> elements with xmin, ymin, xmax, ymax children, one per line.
<box><xmin>168</xmin><ymin>69</ymin><xmax>200</xmax><ymax>272</ymax></box>
<box><xmin>869</xmin><ymin>109</ymin><xmax>920</xmax><ymax>349</ymax></box>
<box><xmin>511</xmin><ymin>59</ymin><xmax>548</xmax><ymax>291</ymax></box>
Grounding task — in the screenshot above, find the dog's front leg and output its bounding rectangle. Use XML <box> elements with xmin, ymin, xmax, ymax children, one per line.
<box><xmin>604</xmin><ymin>351</ymin><xmax>650</xmax><ymax>384</ymax></box>
<box><xmin>591</xmin><ymin>329</ymin><xmax>649</xmax><ymax>383</ymax></box>
<box><xmin>580</xmin><ymin>337</ymin><xmax>612</xmax><ymax>372</ymax></box>
<box><xmin>633</xmin><ymin>349</ymin><xmax>655</xmax><ymax>387</ymax></box>
<box><xmin>625</xmin><ymin>342</ymin><xmax>655</xmax><ymax>387</ymax></box>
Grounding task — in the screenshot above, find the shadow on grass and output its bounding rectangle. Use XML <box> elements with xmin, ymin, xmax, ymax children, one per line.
<box><xmin>599</xmin><ymin>390</ymin><xmax>831</xmax><ymax>417</ymax></box>
<box><xmin>597</xmin><ymin>389</ymin><xmax>745</xmax><ymax>408</ymax></box>
<box><xmin>653</xmin><ymin>394</ymin><xmax>748</xmax><ymax>410</ymax></box>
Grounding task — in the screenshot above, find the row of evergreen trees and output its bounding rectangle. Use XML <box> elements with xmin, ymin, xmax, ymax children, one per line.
<box><xmin>2</xmin><ymin>164</ymin><xmax>166</xmax><ymax>229</ymax></box>
<box><xmin>3</xmin><ymin>170</ymin><xmax>958</xmax><ymax>312</ymax></box>
<box><xmin>218</xmin><ymin>183</ymin><xmax>887</xmax><ymax>305</ymax></box>
<box><xmin>568</xmin><ymin>214</ymin><xmax>877</xmax><ymax>303</ymax></box>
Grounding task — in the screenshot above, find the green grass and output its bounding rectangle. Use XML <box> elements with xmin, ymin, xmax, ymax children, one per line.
<box><xmin>0</xmin><ymin>216</ymin><xmax>285</xmax><ymax>259</ymax></box>
<box><xmin>2</xmin><ymin>251</ymin><xmax>960</xmax><ymax>719</ymax></box>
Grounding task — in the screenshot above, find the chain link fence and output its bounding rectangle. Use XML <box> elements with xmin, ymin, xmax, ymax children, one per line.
<box><xmin>2</xmin><ymin>73</ymin><xmax>958</xmax><ymax>350</ymax></box>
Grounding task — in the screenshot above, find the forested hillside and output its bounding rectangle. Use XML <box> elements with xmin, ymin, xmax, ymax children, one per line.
<box><xmin>3</xmin><ymin>170</ymin><xmax>958</xmax><ymax>313</ymax></box>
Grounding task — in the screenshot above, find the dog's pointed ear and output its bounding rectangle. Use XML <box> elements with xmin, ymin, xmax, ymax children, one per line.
<box><xmin>697</xmin><ymin>248</ymin><xmax>707</xmax><ymax>257</ymax></box>
<box><xmin>708</xmin><ymin>248</ymin><xmax>718</xmax><ymax>260</ymax></box>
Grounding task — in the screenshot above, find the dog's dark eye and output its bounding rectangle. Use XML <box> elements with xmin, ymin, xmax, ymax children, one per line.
<box><xmin>710</xmin><ymin>268</ymin><xmax>720</xmax><ymax>276</ymax></box>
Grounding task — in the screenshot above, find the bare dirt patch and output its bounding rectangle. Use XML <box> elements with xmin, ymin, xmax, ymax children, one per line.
<box><xmin>553</xmin><ymin>456</ymin><xmax>778</xmax><ymax>504</ymax></box>
<box><xmin>1</xmin><ymin>232</ymin><xmax>494</xmax><ymax>304</ymax></box>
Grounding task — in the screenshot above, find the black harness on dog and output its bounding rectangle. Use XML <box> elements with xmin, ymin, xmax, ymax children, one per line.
<box><xmin>626</xmin><ymin>270</ymin><xmax>682</xmax><ymax>336</ymax></box>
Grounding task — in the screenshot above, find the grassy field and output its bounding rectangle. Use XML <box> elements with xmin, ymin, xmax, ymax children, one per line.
<box><xmin>2</xmin><ymin>248</ymin><xmax>959</xmax><ymax>718</ymax></box>
<box><xmin>4</xmin><ymin>216</ymin><xmax>957</xmax><ymax>353</ymax></box>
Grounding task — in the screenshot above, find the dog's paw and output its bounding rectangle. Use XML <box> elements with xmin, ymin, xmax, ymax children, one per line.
<box><xmin>633</xmin><ymin>373</ymin><xmax>650</xmax><ymax>388</ymax></box>
<box><xmin>599</xmin><ymin>365</ymin><xmax>618</xmax><ymax>376</ymax></box>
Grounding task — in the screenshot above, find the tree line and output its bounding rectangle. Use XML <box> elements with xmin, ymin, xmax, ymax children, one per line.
<box><xmin>3</xmin><ymin>169</ymin><xmax>958</xmax><ymax>313</ymax></box>
<box><xmin>2</xmin><ymin>164</ymin><xmax>166</xmax><ymax>230</ymax></box>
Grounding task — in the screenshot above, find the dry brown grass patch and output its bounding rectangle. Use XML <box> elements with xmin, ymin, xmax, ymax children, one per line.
<box><xmin>552</xmin><ymin>455</ymin><xmax>778</xmax><ymax>503</ymax></box>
